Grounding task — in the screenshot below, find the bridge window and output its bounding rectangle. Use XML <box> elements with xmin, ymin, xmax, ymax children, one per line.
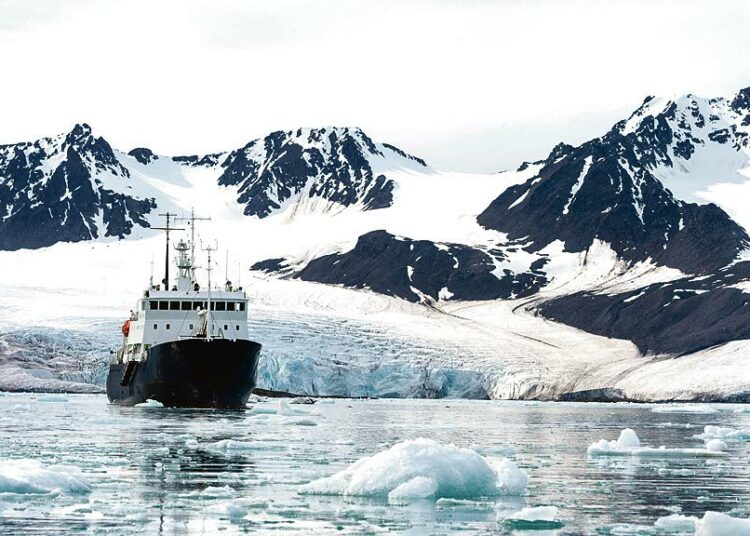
<box><xmin>239</xmin><ymin>302</ymin><xmax>245</xmax><ymax>311</ymax></box>
<box><xmin>181</xmin><ymin>301</ymin><xmax>191</xmax><ymax>311</ymax></box>
<box><xmin>215</xmin><ymin>301</ymin><xmax>226</xmax><ymax>311</ymax></box>
<box><xmin>193</xmin><ymin>301</ymin><xmax>204</xmax><ymax>310</ymax></box>
<box><xmin>169</xmin><ymin>301</ymin><xmax>180</xmax><ymax>310</ymax></box>
<box><xmin>158</xmin><ymin>301</ymin><xmax>168</xmax><ymax>310</ymax></box>
<box><xmin>150</xmin><ymin>301</ymin><xmax>158</xmax><ymax>310</ymax></box>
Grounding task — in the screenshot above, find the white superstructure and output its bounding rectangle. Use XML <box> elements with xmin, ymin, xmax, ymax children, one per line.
<box><xmin>115</xmin><ymin>213</ymin><xmax>249</xmax><ymax>364</ymax></box>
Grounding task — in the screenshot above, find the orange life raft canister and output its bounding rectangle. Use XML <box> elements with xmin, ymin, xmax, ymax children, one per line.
<box><xmin>121</xmin><ymin>320</ymin><xmax>131</xmax><ymax>337</ymax></box>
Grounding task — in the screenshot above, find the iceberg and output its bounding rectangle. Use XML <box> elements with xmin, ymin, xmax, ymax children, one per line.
<box><xmin>298</xmin><ymin>438</ymin><xmax>527</xmax><ymax>500</ymax></box>
<box><xmin>587</xmin><ymin>429</ymin><xmax>728</xmax><ymax>458</ymax></box>
<box><xmin>0</xmin><ymin>459</ymin><xmax>91</xmax><ymax>495</ymax></box>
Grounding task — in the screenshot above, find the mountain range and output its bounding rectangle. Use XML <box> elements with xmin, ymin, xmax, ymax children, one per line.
<box><xmin>2</xmin><ymin>86</ymin><xmax>750</xmax><ymax>399</ymax></box>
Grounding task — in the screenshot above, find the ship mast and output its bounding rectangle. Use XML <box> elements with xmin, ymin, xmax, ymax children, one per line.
<box><xmin>176</xmin><ymin>208</ymin><xmax>211</xmax><ymax>283</ymax></box>
<box><xmin>202</xmin><ymin>242</ymin><xmax>217</xmax><ymax>341</ymax></box>
<box><xmin>153</xmin><ymin>213</ymin><xmax>183</xmax><ymax>290</ymax></box>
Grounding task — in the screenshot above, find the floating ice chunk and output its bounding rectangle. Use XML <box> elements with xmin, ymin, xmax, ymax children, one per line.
<box><xmin>0</xmin><ymin>459</ymin><xmax>91</xmax><ymax>495</ymax></box>
<box><xmin>734</xmin><ymin>407</ymin><xmax>750</xmax><ymax>414</ymax></box>
<box><xmin>587</xmin><ymin>429</ymin><xmax>727</xmax><ymax>458</ymax></box>
<box><xmin>654</xmin><ymin>514</ymin><xmax>697</xmax><ymax>532</ymax></box>
<box><xmin>36</xmin><ymin>394</ymin><xmax>69</xmax><ymax>403</ymax></box>
<box><xmin>695</xmin><ymin>425</ymin><xmax>750</xmax><ymax>441</ymax></box>
<box><xmin>283</xmin><ymin>417</ymin><xmax>318</xmax><ymax>426</ymax></box>
<box><xmin>199</xmin><ymin>485</ymin><xmax>235</xmax><ymax>497</ymax></box>
<box><xmin>651</xmin><ymin>405</ymin><xmax>719</xmax><ymax>414</ymax></box>
<box><xmin>298</xmin><ymin>438</ymin><xmax>527</xmax><ymax>500</ymax></box>
<box><xmin>502</xmin><ymin>506</ymin><xmax>564</xmax><ymax>530</ymax></box>
<box><xmin>200</xmin><ymin>439</ymin><xmax>256</xmax><ymax>453</ymax></box>
<box><xmin>136</xmin><ymin>399</ymin><xmax>164</xmax><ymax>408</ymax></box>
<box><xmin>616</xmin><ymin>428</ymin><xmax>640</xmax><ymax>448</ymax></box>
<box><xmin>705</xmin><ymin>439</ymin><xmax>727</xmax><ymax>452</ymax></box>
<box><xmin>248</xmin><ymin>405</ymin><xmax>278</xmax><ymax>415</ymax></box>
<box><xmin>387</xmin><ymin>476</ymin><xmax>438</xmax><ymax>502</ymax></box>
<box><xmin>205</xmin><ymin>497</ymin><xmax>269</xmax><ymax>519</ymax></box>
<box><xmin>695</xmin><ymin>511</ymin><xmax>750</xmax><ymax>535</ymax></box>
<box><xmin>278</xmin><ymin>400</ymin><xmax>311</xmax><ymax>416</ymax></box>
<box><xmin>317</xmin><ymin>399</ymin><xmax>336</xmax><ymax>405</ymax></box>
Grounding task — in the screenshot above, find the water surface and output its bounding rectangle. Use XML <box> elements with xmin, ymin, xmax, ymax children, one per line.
<box><xmin>0</xmin><ymin>395</ymin><xmax>748</xmax><ymax>535</ymax></box>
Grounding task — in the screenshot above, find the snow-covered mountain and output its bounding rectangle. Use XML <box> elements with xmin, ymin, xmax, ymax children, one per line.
<box><xmin>2</xmin><ymin>87</ymin><xmax>750</xmax><ymax>400</ymax></box>
<box><xmin>0</xmin><ymin>124</ymin><xmax>156</xmax><ymax>250</ymax></box>
<box><xmin>0</xmin><ymin>125</ymin><xmax>427</xmax><ymax>251</ymax></box>
<box><xmin>211</xmin><ymin>127</ymin><xmax>427</xmax><ymax>217</ymax></box>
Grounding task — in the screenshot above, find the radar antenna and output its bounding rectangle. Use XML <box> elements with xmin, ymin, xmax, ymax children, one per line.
<box><xmin>176</xmin><ymin>208</ymin><xmax>211</xmax><ymax>282</ymax></box>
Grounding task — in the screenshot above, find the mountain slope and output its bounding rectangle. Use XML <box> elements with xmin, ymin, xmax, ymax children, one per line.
<box><xmin>184</xmin><ymin>127</ymin><xmax>428</xmax><ymax>218</ymax></box>
<box><xmin>477</xmin><ymin>119</ymin><xmax>749</xmax><ymax>275</ymax></box>
<box><xmin>0</xmin><ymin>124</ymin><xmax>156</xmax><ymax>250</ymax></box>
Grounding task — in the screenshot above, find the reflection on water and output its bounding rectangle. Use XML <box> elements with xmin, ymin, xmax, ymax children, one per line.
<box><xmin>0</xmin><ymin>395</ymin><xmax>749</xmax><ymax>534</ymax></box>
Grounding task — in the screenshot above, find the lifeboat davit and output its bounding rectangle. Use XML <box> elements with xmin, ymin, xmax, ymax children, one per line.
<box><xmin>122</xmin><ymin>320</ymin><xmax>131</xmax><ymax>337</ymax></box>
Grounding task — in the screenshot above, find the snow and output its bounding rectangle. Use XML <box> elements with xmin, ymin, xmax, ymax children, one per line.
<box><xmin>587</xmin><ymin>429</ymin><xmax>727</xmax><ymax>458</ymax></box>
<box><xmin>562</xmin><ymin>156</ymin><xmax>593</xmax><ymax>215</ymax></box>
<box><xmin>0</xmin><ymin>459</ymin><xmax>91</xmax><ymax>495</ymax></box>
<box><xmin>298</xmin><ymin>438</ymin><xmax>527</xmax><ymax>500</ymax></box>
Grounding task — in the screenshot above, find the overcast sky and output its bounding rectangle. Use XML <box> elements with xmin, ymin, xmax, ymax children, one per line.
<box><xmin>1</xmin><ymin>0</ymin><xmax>749</xmax><ymax>172</ymax></box>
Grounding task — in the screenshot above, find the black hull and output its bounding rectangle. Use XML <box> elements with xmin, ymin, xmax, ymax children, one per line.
<box><xmin>107</xmin><ymin>338</ymin><xmax>261</xmax><ymax>408</ymax></box>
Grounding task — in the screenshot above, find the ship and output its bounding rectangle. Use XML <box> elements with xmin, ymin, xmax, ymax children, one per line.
<box><xmin>106</xmin><ymin>211</ymin><xmax>262</xmax><ymax>408</ymax></box>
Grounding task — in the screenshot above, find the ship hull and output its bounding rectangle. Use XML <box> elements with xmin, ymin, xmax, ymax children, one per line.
<box><xmin>106</xmin><ymin>338</ymin><xmax>261</xmax><ymax>408</ymax></box>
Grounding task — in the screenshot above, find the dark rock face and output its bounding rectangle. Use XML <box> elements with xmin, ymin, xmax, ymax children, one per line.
<box><xmin>214</xmin><ymin>127</ymin><xmax>425</xmax><ymax>218</ymax></box>
<box><xmin>0</xmin><ymin>124</ymin><xmax>155</xmax><ymax>250</ymax></box>
<box><xmin>478</xmin><ymin>99</ymin><xmax>750</xmax><ymax>275</ymax></box>
<box><xmin>291</xmin><ymin>230</ymin><xmax>546</xmax><ymax>303</ymax></box>
<box><xmin>538</xmin><ymin>262</ymin><xmax>750</xmax><ymax>356</ymax></box>
<box><xmin>128</xmin><ymin>147</ymin><xmax>159</xmax><ymax>165</ymax></box>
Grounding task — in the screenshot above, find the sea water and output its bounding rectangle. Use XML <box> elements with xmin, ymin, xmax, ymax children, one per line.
<box><xmin>0</xmin><ymin>394</ymin><xmax>749</xmax><ymax>535</ymax></box>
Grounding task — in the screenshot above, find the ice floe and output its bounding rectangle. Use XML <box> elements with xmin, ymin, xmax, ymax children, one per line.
<box><xmin>654</xmin><ymin>511</ymin><xmax>750</xmax><ymax>535</ymax></box>
<box><xmin>694</xmin><ymin>425</ymin><xmax>750</xmax><ymax>441</ymax></box>
<box><xmin>651</xmin><ymin>405</ymin><xmax>719</xmax><ymax>414</ymax></box>
<box><xmin>135</xmin><ymin>399</ymin><xmax>164</xmax><ymax>408</ymax></box>
<box><xmin>204</xmin><ymin>497</ymin><xmax>269</xmax><ymax>519</ymax></box>
<box><xmin>501</xmin><ymin>506</ymin><xmax>564</xmax><ymax>531</ymax></box>
<box><xmin>36</xmin><ymin>394</ymin><xmax>69</xmax><ymax>403</ymax></box>
<box><xmin>587</xmin><ymin>429</ymin><xmax>728</xmax><ymax>457</ymax></box>
<box><xmin>298</xmin><ymin>438</ymin><xmax>527</xmax><ymax>501</ymax></box>
<box><xmin>0</xmin><ymin>459</ymin><xmax>91</xmax><ymax>495</ymax></box>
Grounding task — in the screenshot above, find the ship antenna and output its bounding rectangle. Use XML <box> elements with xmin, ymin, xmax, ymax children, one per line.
<box><xmin>176</xmin><ymin>208</ymin><xmax>211</xmax><ymax>282</ymax></box>
<box><xmin>153</xmin><ymin>213</ymin><xmax>183</xmax><ymax>290</ymax></box>
<box><xmin>149</xmin><ymin>256</ymin><xmax>154</xmax><ymax>288</ymax></box>
<box><xmin>202</xmin><ymin>240</ymin><xmax>218</xmax><ymax>341</ymax></box>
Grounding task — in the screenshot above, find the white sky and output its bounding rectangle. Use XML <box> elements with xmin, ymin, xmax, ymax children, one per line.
<box><xmin>1</xmin><ymin>0</ymin><xmax>749</xmax><ymax>172</ymax></box>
